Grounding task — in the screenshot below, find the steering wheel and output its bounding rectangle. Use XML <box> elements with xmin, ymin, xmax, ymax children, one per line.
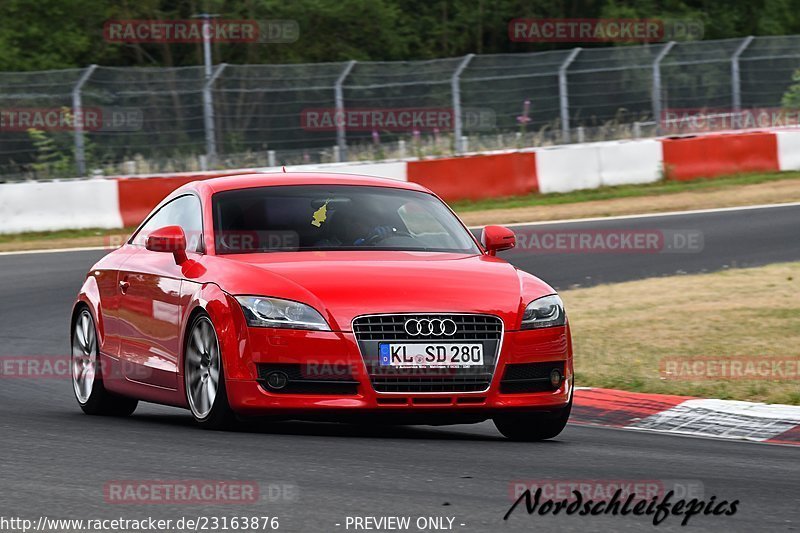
<box><xmin>365</xmin><ymin>228</ymin><xmax>414</xmax><ymax>245</ymax></box>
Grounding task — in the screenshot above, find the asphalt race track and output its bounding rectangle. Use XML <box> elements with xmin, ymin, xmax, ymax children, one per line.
<box><xmin>498</xmin><ymin>202</ymin><xmax>800</xmax><ymax>290</ymax></box>
<box><xmin>1</xmin><ymin>204</ymin><xmax>799</xmax><ymax>532</ymax></box>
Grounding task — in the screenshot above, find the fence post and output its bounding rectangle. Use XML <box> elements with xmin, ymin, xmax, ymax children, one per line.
<box><xmin>452</xmin><ymin>54</ymin><xmax>474</xmax><ymax>153</ymax></box>
<box><xmin>731</xmin><ymin>36</ymin><xmax>754</xmax><ymax>126</ymax></box>
<box><xmin>652</xmin><ymin>41</ymin><xmax>676</xmax><ymax>135</ymax></box>
<box><xmin>335</xmin><ymin>60</ymin><xmax>357</xmax><ymax>162</ymax></box>
<box><xmin>72</xmin><ymin>64</ymin><xmax>97</xmax><ymax>177</ymax></box>
<box><xmin>203</xmin><ymin>63</ymin><xmax>227</xmax><ymax>169</ymax></box>
<box><xmin>558</xmin><ymin>48</ymin><xmax>581</xmax><ymax>144</ymax></box>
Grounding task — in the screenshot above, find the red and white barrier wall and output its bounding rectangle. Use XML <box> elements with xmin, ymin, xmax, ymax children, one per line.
<box><xmin>410</xmin><ymin>129</ymin><xmax>792</xmax><ymax>201</ymax></box>
<box><xmin>533</xmin><ymin>138</ymin><xmax>663</xmax><ymax>193</ymax></box>
<box><xmin>0</xmin><ymin>161</ymin><xmax>408</xmax><ymax>234</ymax></box>
<box><xmin>662</xmin><ymin>131</ymin><xmax>779</xmax><ymax>181</ymax></box>
<box><xmin>0</xmin><ymin>179</ymin><xmax>123</xmax><ymax>233</ymax></box>
<box><xmin>776</xmin><ymin>130</ymin><xmax>800</xmax><ymax>171</ymax></box>
<box><xmin>1</xmin><ymin>129</ymin><xmax>798</xmax><ymax>234</ymax></box>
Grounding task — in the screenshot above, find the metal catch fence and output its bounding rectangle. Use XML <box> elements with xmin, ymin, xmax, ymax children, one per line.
<box><xmin>1</xmin><ymin>35</ymin><xmax>799</xmax><ymax>179</ymax></box>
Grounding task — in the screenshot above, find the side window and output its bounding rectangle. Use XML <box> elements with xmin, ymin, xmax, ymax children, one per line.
<box><xmin>397</xmin><ymin>201</ymin><xmax>463</xmax><ymax>249</ymax></box>
<box><xmin>397</xmin><ymin>202</ymin><xmax>446</xmax><ymax>235</ymax></box>
<box><xmin>131</xmin><ymin>195</ymin><xmax>204</xmax><ymax>252</ymax></box>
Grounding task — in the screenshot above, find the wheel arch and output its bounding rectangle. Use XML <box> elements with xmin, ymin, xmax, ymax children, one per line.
<box><xmin>72</xmin><ymin>275</ymin><xmax>104</xmax><ymax>349</ymax></box>
<box><xmin>177</xmin><ymin>282</ymin><xmax>251</xmax><ymax>404</ymax></box>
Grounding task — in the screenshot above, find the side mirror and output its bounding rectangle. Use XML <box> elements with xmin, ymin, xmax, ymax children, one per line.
<box><xmin>146</xmin><ymin>225</ymin><xmax>188</xmax><ymax>263</ymax></box>
<box><xmin>480</xmin><ymin>225</ymin><xmax>516</xmax><ymax>256</ymax></box>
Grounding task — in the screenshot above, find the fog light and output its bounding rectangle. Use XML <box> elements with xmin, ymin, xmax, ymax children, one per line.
<box><xmin>266</xmin><ymin>371</ymin><xmax>289</xmax><ymax>390</ymax></box>
<box><xmin>549</xmin><ymin>369</ymin><xmax>562</xmax><ymax>389</ymax></box>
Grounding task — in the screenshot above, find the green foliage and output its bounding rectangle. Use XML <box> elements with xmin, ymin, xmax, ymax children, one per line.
<box><xmin>27</xmin><ymin>128</ymin><xmax>72</xmax><ymax>176</ymax></box>
<box><xmin>782</xmin><ymin>69</ymin><xmax>800</xmax><ymax>109</ymax></box>
<box><xmin>24</xmin><ymin>107</ymin><xmax>102</xmax><ymax>178</ymax></box>
<box><xmin>1</xmin><ymin>0</ymin><xmax>800</xmax><ymax>70</ymax></box>
<box><xmin>0</xmin><ymin>0</ymin><xmax>115</xmax><ymax>70</ymax></box>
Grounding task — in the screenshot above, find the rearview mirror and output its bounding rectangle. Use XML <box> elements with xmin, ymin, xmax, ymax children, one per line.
<box><xmin>146</xmin><ymin>225</ymin><xmax>187</xmax><ymax>263</ymax></box>
<box><xmin>480</xmin><ymin>225</ymin><xmax>516</xmax><ymax>256</ymax></box>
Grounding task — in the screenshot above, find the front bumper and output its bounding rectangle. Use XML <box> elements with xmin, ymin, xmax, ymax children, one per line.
<box><xmin>225</xmin><ymin>325</ymin><xmax>573</xmax><ymax>416</ymax></box>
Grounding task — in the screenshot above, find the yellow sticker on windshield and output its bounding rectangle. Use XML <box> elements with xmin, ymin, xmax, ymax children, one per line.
<box><xmin>311</xmin><ymin>201</ymin><xmax>329</xmax><ymax>227</ymax></box>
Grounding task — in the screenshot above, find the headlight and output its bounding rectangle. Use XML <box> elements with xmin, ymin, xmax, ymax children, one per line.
<box><xmin>521</xmin><ymin>295</ymin><xmax>565</xmax><ymax>329</ymax></box>
<box><xmin>235</xmin><ymin>296</ymin><xmax>330</xmax><ymax>331</ymax></box>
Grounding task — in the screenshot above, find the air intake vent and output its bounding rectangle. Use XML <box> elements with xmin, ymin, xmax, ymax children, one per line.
<box><xmin>256</xmin><ymin>363</ymin><xmax>359</xmax><ymax>395</ymax></box>
<box><xmin>500</xmin><ymin>361</ymin><xmax>566</xmax><ymax>394</ymax></box>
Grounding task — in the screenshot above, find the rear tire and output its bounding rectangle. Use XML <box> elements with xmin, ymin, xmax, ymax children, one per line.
<box><xmin>71</xmin><ymin>308</ymin><xmax>138</xmax><ymax>416</ymax></box>
<box><xmin>184</xmin><ymin>313</ymin><xmax>236</xmax><ymax>430</ymax></box>
<box><xmin>493</xmin><ymin>399</ymin><xmax>571</xmax><ymax>441</ymax></box>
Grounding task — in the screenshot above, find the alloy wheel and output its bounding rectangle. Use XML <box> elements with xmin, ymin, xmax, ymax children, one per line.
<box><xmin>185</xmin><ymin>316</ymin><xmax>221</xmax><ymax>419</ymax></box>
<box><xmin>71</xmin><ymin>309</ymin><xmax>97</xmax><ymax>404</ymax></box>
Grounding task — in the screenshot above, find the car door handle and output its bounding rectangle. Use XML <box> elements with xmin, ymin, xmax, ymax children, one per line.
<box><xmin>119</xmin><ymin>279</ymin><xmax>130</xmax><ymax>294</ymax></box>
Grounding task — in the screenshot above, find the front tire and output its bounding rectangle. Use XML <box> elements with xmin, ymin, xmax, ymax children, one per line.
<box><xmin>71</xmin><ymin>308</ymin><xmax>138</xmax><ymax>416</ymax></box>
<box><xmin>184</xmin><ymin>314</ymin><xmax>235</xmax><ymax>430</ymax></box>
<box><xmin>493</xmin><ymin>399</ymin><xmax>572</xmax><ymax>441</ymax></box>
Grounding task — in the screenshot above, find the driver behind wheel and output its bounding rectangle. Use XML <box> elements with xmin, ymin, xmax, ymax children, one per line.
<box><xmin>353</xmin><ymin>223</ymin><xmax>395</xmax><ymax>245</ymax></box>
<box><xmin>315</xmin><ymin>204</ymin><xmax>396</xmax><ymax>247</ymax></box>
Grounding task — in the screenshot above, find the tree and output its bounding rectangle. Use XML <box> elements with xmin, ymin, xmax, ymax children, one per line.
<box><xmin>782</xmin><ymin>69</ymin><xmax>800</xmax><ymax>109</ymax></box>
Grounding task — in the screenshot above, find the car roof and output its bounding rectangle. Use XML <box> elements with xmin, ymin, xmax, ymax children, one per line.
<box><xmin>175</xmin><ymin>172</ymin><xmax>432</xmax><ymax>197</ymax></box>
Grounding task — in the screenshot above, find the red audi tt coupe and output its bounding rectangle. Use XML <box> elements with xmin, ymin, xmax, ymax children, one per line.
<box><xmin>71</xmin><ymin>173</ymin><xmax>573</xmax><ymax>440</ymax></box>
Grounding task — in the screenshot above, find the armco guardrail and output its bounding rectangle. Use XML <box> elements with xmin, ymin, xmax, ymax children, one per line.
<box><xmin>1</xmin><ymin>129</ymin><xmax>799</xmax><ymax>235</ymax></box>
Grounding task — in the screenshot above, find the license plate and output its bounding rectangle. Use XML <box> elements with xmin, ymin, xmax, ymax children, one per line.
<box><xmin>379</xmin><ymin>343</ymin><xmax>484</xmax><ymax>367</ymax></box>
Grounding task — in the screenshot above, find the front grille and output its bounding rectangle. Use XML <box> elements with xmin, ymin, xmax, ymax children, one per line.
<box><xmin>353</xmin><ymin>314</ymin><xmax>503</xmax><ymax>393</ymax></box>
<box><xmin>500</xmin><ymin>361</ymin><xmax>566</xmax><ymax>394</ymax></box>
<box><xmin>353</xmin><ymin>314</ymin><xmax>502</xmax><ymax>341</ymax></box>
<box><xmin>256</xmin><ymin>363</ymin><xmax>359</xmax><ymax>395</ymax></box>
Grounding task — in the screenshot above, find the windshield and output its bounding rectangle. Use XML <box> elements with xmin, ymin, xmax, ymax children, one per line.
<box><xmin>212</xmin><ymin>185</ymin><xmax>480</xmax><ymax>254</ymax></box>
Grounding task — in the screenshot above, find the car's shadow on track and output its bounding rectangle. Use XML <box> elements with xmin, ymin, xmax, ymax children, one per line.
<box><xmin>117</xmin><ymin>410</ymin><xmax>567</xmax><ymax>443</ymax></box>
<box><xmin>56</xmin><ymin>402</ymin><xmax>567</xmax><ymax>444</ymax></box>
<box><xmin>132</xmin><ymin>413</ymin><xmax>502</xmax><ymax>440</ymax></box>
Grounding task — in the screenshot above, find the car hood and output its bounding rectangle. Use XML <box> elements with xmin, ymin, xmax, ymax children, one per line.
<box><xmin>204</xmin><ymin>251</ymin><xmax>555</xmax><ymax>331</ymax></box>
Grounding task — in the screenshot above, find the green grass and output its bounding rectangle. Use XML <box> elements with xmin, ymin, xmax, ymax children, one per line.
<box><xmin>0</xmin><ymin>227</ymin><xmax>134</xmax><ymax>245</ymax></box>
<box><xmin>565</xmin><ymin>262</ymin><xmax>800</xmax><ymax>405</ymax></box>
<box><xmin>450</xmin><ymin>170</ymin><xmax>800</xmax><ymax>212</ymax></box>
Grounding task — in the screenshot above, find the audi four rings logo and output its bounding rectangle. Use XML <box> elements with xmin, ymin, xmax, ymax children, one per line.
<box><xmin>404</xmin><ymin>318</ymin><xmax>458</xmax><ymax>336</ymax></box>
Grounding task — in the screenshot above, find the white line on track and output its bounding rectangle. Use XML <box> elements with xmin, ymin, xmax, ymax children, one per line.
<box><xmin>2</xmin><ymin>201</ymin><xmax>799</xmax><ymax>257</ymax></box>
<box><xmin>0</xmin><ymin>246</ymin><xmax>109</xmax><ymax>257</ymax></box>
<box><xmin>467</xmin><ymin>200</ymin><xmax>800</xmax><ymax>229</ymax></box>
